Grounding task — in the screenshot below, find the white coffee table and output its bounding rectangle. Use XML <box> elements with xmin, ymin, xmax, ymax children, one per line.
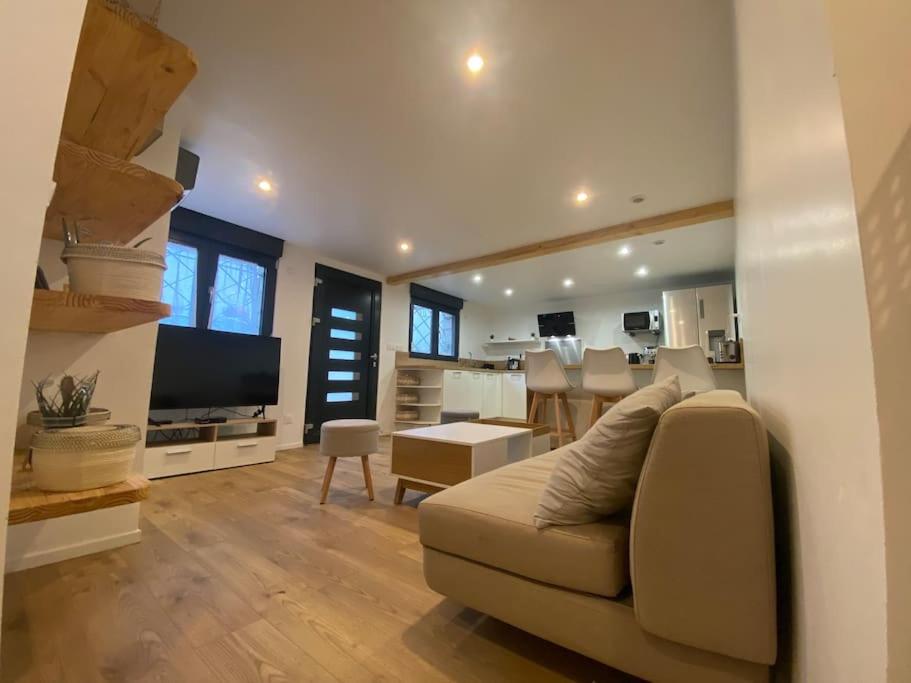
<box><xmin>391</xmin><ymin>421</ymin><xmax>548</xmax><ymax>504</ymax></box>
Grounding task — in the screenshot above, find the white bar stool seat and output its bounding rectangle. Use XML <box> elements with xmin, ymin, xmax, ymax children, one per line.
<box><xmin>525</xmin><ymin>349</ymin><xmax>576</xmax><ymax>446</ymax></box>
<box><xmin>581</xmin><ymin>347</ymin><xmax>638</xmax><ymax>428</ymax></box>
<box><xmin>651</xmin><ymin>346</ymin><xmax>717</xmax><ymax>396</ymax></box>
<box><xmin>319</xmin><ymin>419</ymin><xmax>379</xmax><ymax>504</ymax></box>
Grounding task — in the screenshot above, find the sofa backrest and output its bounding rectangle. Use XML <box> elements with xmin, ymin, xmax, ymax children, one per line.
<box><xmin>629</xmin><ymin>390</ymin><xmax>777</xmax><ymax>665</ymax></box>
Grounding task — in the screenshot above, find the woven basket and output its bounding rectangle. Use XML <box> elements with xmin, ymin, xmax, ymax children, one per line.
<box><xmin>395</xmin><ymin>409</ymin><xmax>420</xmax><ymax>421</ymax></box>
<box><xmin>397</xmin><ymin>373</ymin><xmax>420</xmax><ymax>386</ymax></box>
<box><xmin>396</xmin><ymin>391</ymin><xmax>419</xmax><ymax>404</ymax></box>
<box><xmin>61</xmin><ymin>245</ymin><xmax>166</xmax><ymax>301</ymax></box>
<box><xmin>30</xmin><ymin>424</ymin><xmax>140</xmax><ymax>491</ymax></box>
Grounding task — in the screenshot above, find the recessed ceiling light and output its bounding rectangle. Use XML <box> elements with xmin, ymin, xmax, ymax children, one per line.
<box><xmin>472</xmin><ymin>274</ymin><xmax>483</xmax><ymax>284</ymax></box>
<box><xmin>635</xmin><ymin>266</ymin><xmax>649</xmax><ymax>278</ymax></box>
<box><xmin>467</xmin><ymin>53</ymin><xmax>484</xmax><ymax>73</ymax></box>
<box><xmin>617</xmin><ymin>245</ymin><xmax>632</xmax><ymax>257</ymax></box>
<box><xmin>575</xmin><ymin>190</ymin><xmax>590</xmax><ymax>204</ymax></box>
<box><xmin>399</xmin><ymin>241</ymin><xmax>412</xmax><ymax>253</ymax></box>
<box><xmin>631</xmin><ymin>194</ymin><xmax>646</xmax><ymax>204</ymax></box>
<box><xmin>256</xmin><ymin>178</ymin><xmax>273</xmax><ymax>192</ymax></box>
<box><xmin>562</xmin><ymin>278</ymin><xmax>574</xmax><ymax>288</ymax></box>
<box><xmin>504</xmin><ymin>288</ymin><xmax>514</xmax><ymax>297</ymax></box>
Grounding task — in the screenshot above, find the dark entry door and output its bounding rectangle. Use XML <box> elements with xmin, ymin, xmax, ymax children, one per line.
<box><xmin>304</xmin><ymin>264</ymin><xmax>382</xmax><ymax>444</ymax></box>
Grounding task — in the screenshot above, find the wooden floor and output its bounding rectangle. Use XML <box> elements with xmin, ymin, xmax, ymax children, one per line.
<box><xmin>1</xmin><ymin>442</ymin><xmax>637</xmax><ymax>682</ymax></box>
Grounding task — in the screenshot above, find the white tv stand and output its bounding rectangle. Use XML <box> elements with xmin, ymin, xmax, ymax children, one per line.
<box><xmin>144</xmin><ymin>417</ymin><xmax>278</xmax><ymax>479</ymax></box>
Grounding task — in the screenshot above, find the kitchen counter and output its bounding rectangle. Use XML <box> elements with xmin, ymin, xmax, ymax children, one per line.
<box><xmin>395</xmin><ymin>352</ymin><xmax>745</xmax><ymax>372</ymax></box>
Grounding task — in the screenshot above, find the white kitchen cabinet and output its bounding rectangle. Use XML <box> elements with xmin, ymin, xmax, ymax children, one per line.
<box><xmin>443</xmin><ymin>370</ymin><xmax>482</xmax><ymax>414</ymax></box>
<box><xmin>481</xmin><ymin>372</ymin><xmax>502</xmax><ymax>418</ymax></box>
<box><xmin>501</xmin><ymin>372</ymin><xmax>527</xmax><ymax>419</ymax></box>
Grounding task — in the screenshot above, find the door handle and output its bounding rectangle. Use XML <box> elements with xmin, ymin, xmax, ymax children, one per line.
<box><xmin>698</xmin><ymin>298</ymin><xmax>705</xmax><ymax>319</ymax></box>
<box><xmin>237</xmin><ymin>441</ymin><xmax>258</xmax><ymax>448</ymax></box>
<box><xmin>166</xmin><ymin>447</ymin><xmax>192</xmax><ymax>456</ymax></box>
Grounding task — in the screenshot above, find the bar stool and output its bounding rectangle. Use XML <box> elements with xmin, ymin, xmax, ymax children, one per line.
<box><xmin>652</xmin><ymin>345</ymin><xmax>716</xmax><ymax>396</ymax></box>
<box><xmin>319</xmin><ymin>419</ymin><xmax>379</xmax><ymax>504</ymax></box>
<box><xmin>525</xmin><ymin>349</ymin><xmax>576</xmax><ymax>447</ymax></box>
<box><xmin>581</xmin><ymin>347</ymin><xmax>637</xmax><ymax>428</ymax></box>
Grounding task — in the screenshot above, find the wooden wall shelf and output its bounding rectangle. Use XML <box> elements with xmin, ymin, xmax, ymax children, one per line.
<box><xmin>43</xmin><ymin>140</ymin><xmax>185</xmax><ymax>244</ymax></box>
<box><xmin>9</xmin><ymin>453</ymin><xmax>149</xmax><ymax>526</ymax></box>
<box><xmin>30</xmin><ymin>290</ymin><xmax>170</xmax><ymax>334</ymax></box>
<box><xmin>62</xmin><ymin>0</ymin><xmax>198</xmax><ymax>160</ymax></box>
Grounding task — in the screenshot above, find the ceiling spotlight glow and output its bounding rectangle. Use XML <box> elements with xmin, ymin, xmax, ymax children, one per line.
<box><xmin>467</xmin><ymin>53</ymin><xmax>485</xmax><ymax>73</ymax></box>
<box><xmin>256</xmin><ymin>178</ymin><xmax>273</xmax><ymax>192</ymax></box>
<box><xmin>635</xmin><ymin>266</ymin><xmax>649</xmax><ymax>278</ymax></box>
<box><xmin>399</xmin><ymin>241</ymin><xmax>412</xmax><ymax>253</ymax></box>
<box><xmin>575</xmin><ymin>190</ymin><xmax>590</xmax><ymax>204</ymax></box>
<box><xmin>562</xmin><ymin>278</ymin><xmax>574</xmax><ymax>288</ymax></box>
<box><xmin>472</xmin><ymin>274</ymin><xmax>483</xmax><ymax>284</ymax></box>
<box><xmin>504</xmin><ymin>288</ymin><xmax>514</xmax><ymax>297</ymax></box>
<box><xmin>617</xmin><ymin>245</ymin><xmax>632</xmax><ymax>257</ymax></box>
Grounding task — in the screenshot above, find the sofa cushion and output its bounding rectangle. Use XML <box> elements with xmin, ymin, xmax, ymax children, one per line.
<box><xmin>534</xmin><ymin>376</ymin><xmax>682</xmax><ymax>529</ymax></box>
<box><xmin>419</xmin><ymin>451</ymin><xmax>630</xmax><ymax>598</ymax></box>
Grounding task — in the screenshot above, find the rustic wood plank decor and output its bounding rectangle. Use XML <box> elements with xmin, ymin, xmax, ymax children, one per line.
<box><xmin>43</xmin><ymin>140</ymin><xmax>185</xmax><ymax>244</ymax></box>
<box><xmin>30</xmin><ymin>289</ymin><xmax>171</xmax><ymax>334</ymax></box>
<box><xmin>61</xmin><ymin>0</ymin><xmax>198</xmax><ymax>160</ymax></box>
<box><xmin>386</xmin><ymin>200</ymin><xmax>735</xmax><ymax>284</ymax></box>
<box><xmin>9</xmin><ymin>453</ymin><xmax>149</xmax><ymax>526</ymax></box>
<box><xmin>1</xmin><ymin>446</ymin><xmax>637</xmax><ymax>681</ymax></box>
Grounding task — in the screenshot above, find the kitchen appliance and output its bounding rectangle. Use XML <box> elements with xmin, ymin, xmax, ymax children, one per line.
<box><xmin>506</xmin><ymin>357</ymin><xmax>521</xmax><ymax>370</ymax></box>
<box><xmin>537</xmin><ymin>311</ymin><xmax>576</xmax><ymax>337</ymax></box>
<box><xmin>544</xmin><ymin>337</ymin><xmax>583</xmax><ymax>366</ymax></box>
<box><xmin>628</xmin><ymin>352</ymin><xmax>641</xmax><ymax>365</ymax></box>
<box><xmin>622</xmin><ymin>310</ymin><xmax>660</xmax><ymax>335</ymax></box>
<box><xmin>662</xmin><ymin>284</ymin><xmax>737</xmax><ymax>358</ymax></box>
<box><xmin>641</xmin><ymin>345</ymin><xmax>658</xmax><ymax>364</ymax></box>
<box><xmin>715</xmin><ymin>339</ymin><xmax>741</xmax><ymax>364</ymax></box>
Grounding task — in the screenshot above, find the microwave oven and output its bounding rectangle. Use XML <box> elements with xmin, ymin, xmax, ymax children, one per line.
<box><xmin>622</xmin><ymin>310</ymin><xmax>660</xmax><ymax>334</ymax></box>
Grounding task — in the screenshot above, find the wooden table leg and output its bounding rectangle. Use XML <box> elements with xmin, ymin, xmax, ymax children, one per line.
<box><xmin>361</xmin><ymin>455</ymin><xmax>375</xmax><ymax>501</ymax></box>
<box><xmin>561</xmin><ymin>393</ymin><xmax>576</xmax><ymax>442</ymax></box>
<box><xmin>394</xmin><ymin>478</ymin><xmax>406</xmax><ymax>505</ymax></box>
<box><xmin>320</xmin><ymin>456</ymin><xmax>337</xmax><ymax>504</ymax></box>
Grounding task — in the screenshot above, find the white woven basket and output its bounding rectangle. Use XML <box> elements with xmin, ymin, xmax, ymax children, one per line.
<box><xmin>61</xmin><ymin>245</ymin><xmax>166</xmax><ymax>301</ymax></box>
<box><xmin>31</xmin><ymin>424</ymin><xmax>139</xmax><ymax>492</ymax></box>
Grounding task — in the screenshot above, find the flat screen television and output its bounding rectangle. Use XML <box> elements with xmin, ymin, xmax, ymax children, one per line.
<box><xmin>537</xmin><ymin>311</ymin><xmax>576</xmax><ymax>338</ymax></box>
<box><xmin>150</xmin><ymin>326</ymin><xmax>281</xmax><ymax>410</ymax></box>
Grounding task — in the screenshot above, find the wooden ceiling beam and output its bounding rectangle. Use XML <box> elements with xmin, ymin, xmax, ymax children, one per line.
<box><xmin>385</xmin><ymin>199</ymin><xmax>735</xmax><ymax>285</ymax></box>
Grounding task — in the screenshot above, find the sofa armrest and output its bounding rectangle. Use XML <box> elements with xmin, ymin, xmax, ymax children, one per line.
<box><xmin>630</xmin><ymin>391</ymin><xmax>777</xmax><ymax>665</ymax></box>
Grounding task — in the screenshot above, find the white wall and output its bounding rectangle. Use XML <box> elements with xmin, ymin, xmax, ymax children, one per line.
<box><xmin>734</xmin><ymin>1</ymin><xmax>887</xmax><ymax>680</ymax></box>
<box><xmin>0</xmin><ymin>0</ymin><xmax>88</xmax><ymax>590</ymax></box>
<box><xmin>11</xmin><ymin>127</ymin><xmax>181</xmax><ymax>570</ymax></box>
<box><xmin>825</xmin><ymin>2</ymin><xmax>911</xmax><ymax>678</ymax></box>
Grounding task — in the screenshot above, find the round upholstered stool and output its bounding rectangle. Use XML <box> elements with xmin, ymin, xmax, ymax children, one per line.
<box><xmin>319</xmin><ymin>419</ymin><xmax>379</xmax><ymax>504</ymax></box>
<box><xmin>440</xmin><ymin>410</ymin><xmax>480</xmax><ymax>424</ymax></box>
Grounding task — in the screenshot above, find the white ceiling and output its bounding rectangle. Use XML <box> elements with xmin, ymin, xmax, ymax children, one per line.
<box><xmin>160</xmin><ymin>0</ymin><xmax>735</xmax><ymax>276</ymax></box>
<box><xmin>420</xmin><ymin>218</ymin><xmax>736</xmax><ymax>306</ymax></box>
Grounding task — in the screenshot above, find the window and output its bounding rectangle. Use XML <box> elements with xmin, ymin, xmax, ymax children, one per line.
<box><xmin>409</xmin><ymin>284</ymin><xmax>463</xmax><ymax>360</ymax></box>
<box><xmin>161</xmin><ymin>227</ymin><xmax>278</xmax><ymax>336</ymax></box>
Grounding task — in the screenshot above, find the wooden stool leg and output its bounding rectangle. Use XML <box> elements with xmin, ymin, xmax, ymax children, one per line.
<box><xmin>319</xmin><ymin>456</ymin><xmax>337</xmax><ymax>504</ymax></box>
<box><xmin>394</xmin><ymin>478</ymin><xmax>406</xmax><ymax>505</ymax></box>
<box><xmin>553</xmin><ymin>394</ymin><xmax>564</xmax><ymax>446</ymax></box>
<box><xmin>527</xmin><ymin>392</ymin><xmax>540</xmax><ymax>423</ymax></box>
<box><xmin>361</xmin><ymin>455</ymin><xmax>375</xmax><ymax>501</ymax></box>
<box><xmin>561</xmin><ymin>393</ymin><xmax>576</xmax><ymax>442</ymax></box>
<box><xmin>589</xmin><ymin>396</ymin><xmax>602</xmax><ymax>429</ymax></box>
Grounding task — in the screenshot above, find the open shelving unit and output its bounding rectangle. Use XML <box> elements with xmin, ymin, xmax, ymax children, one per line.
<box><xmin>395</xmin><ymin>368</ymin><xmax>443</xmax><ymax>429</ymax></box>
<box><xmin>30</xmin><ymin>290</ymin><xmax>171</xmax><ymax>334</ymax></box>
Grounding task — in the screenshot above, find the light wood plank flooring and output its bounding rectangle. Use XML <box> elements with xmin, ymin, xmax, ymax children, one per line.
<box><xmin>1</xmin><ymin>442</ymin><xmax>637</xmax><ymax>682</ymax></box>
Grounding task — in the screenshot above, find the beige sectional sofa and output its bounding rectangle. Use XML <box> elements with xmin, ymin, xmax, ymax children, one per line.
<box><xmin>419</xmin><ymin>390</ymin><xmax>776</xmax><ymax>682</ymax></box>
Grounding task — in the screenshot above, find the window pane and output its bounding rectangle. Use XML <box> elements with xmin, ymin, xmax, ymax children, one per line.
<box><xmin>438</xmin><ymin>310</ymin><xmax>455</xmax><ymax>357</ymax></box>
<box><xmin>328</xmin><ymin>371</ymin><xmax>359</xmax><ymax>381</ymax></box>
<box><xmin>411</xmin><ymin>304</ymin><xmax>432</xmax><ymax>354</ymax></box>
<box><xmin>329</xmin><ymin>349</ymin><xmax>361</xmax><ymax>361</ymax></box>
<box><xmin>327</xmin><ymin>392</ymin><xmax>358</xmax><ymax>403</ymax></box>
<box><xmin>208</xmin><ymin>255</ymin><xmax>266</xmax><ymax>335</ymax></box>
<box><xmin>330</xmin><ymin>328</ymin><xmax>361</xmax><ymax>341</ymax></box>
<box><xmin>160</xmin><ymin>242</ymin><xmax>198</xmax><ymax>327</ymax></box>
<box><xmin>331</xmin><ymin>307</ymin><xmax>361</xmax><ymax>321</ymax></box>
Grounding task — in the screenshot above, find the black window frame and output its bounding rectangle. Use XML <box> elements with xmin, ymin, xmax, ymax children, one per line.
<box><xmin>164</xmin><ymin>229</ymin><xmax>278</xmax><ymax>336</ymax></box>
<box><xmin>408</xmin><ymin>284</ymin><xmax>462</xmax><ymax>361</ymax></box>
